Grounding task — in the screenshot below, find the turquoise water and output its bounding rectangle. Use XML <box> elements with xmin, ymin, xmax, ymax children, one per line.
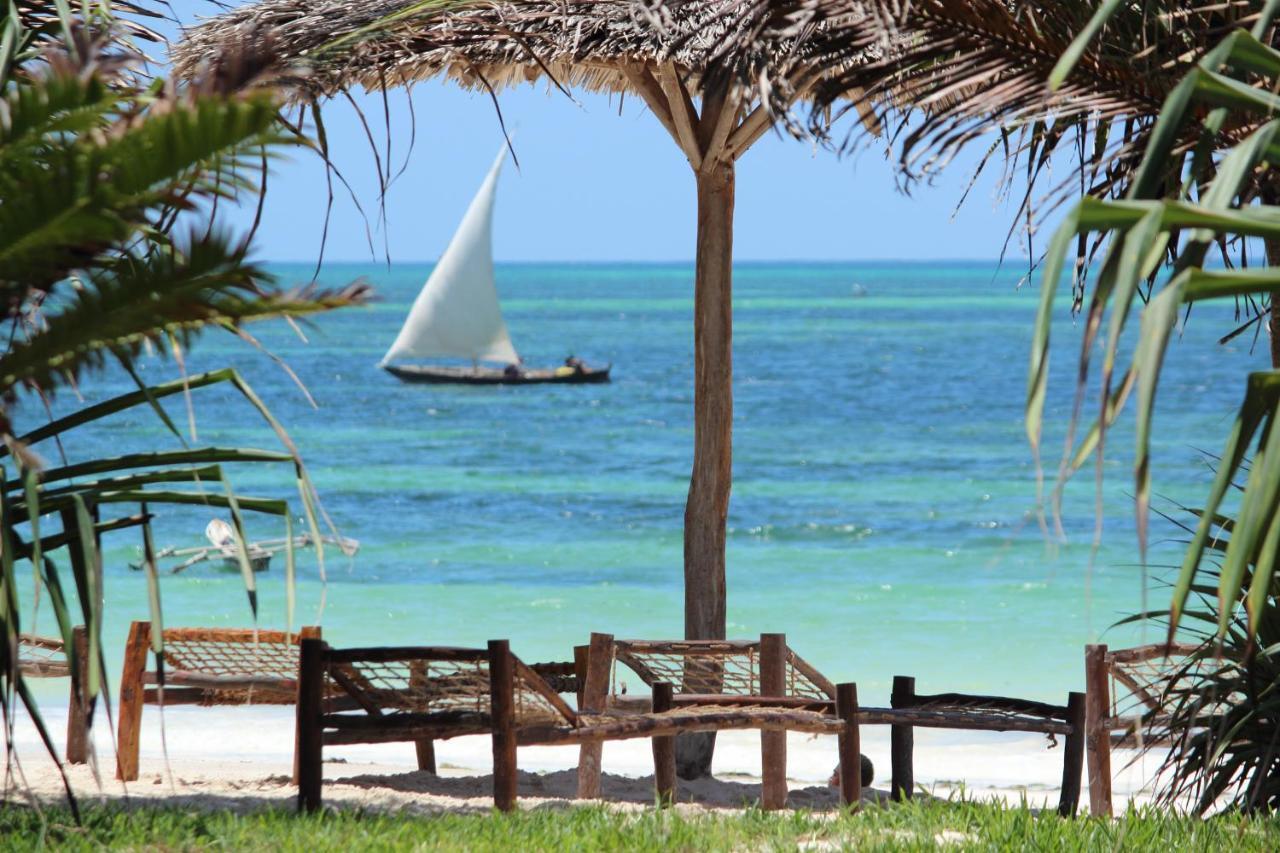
<box><xmin>14</xmin><ymin>261</ymin><xmax>1261</xmax><ymax>704</ymax></box>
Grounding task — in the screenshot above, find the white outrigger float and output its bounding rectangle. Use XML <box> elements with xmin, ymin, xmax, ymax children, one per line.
<box><xmin>131</xmin><ymin>519</ymin><xmax>359</xmax><ymax>574</ymax></box>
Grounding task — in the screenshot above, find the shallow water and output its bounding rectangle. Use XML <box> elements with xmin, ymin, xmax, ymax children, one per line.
<box><xmin>14</xmin><ymin>261</ymin><xmax>1261</xmax><ymax>704</ymax></box>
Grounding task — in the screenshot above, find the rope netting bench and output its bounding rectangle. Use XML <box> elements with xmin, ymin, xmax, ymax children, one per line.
<box><xmin>874</xmin><ymin>676</ymin><xmax>1086</xmax><ymax>816</ymax></box>
<box><xmin>1083</xmin><ymin>642</ymin><xmax>1206</xmax><ymax>816</ymax></box>
<box><xmin>294</xmin><ymin>638</ymin><xmax>865</xmax><ymax>812</ymax></box>
<box><xmin>574</xmin><ymin>632</ymin><xmax>865</xmax><ymax>810</ymax></box>
<box><xmin>116</xmin><ymin>621</ymin><xmax>321</xmax><ymax>781</ymax></box>
<box><xmin>18</xmin><ymin>627</ymin><xmax>93</xmax><ymax>763</ymax></box>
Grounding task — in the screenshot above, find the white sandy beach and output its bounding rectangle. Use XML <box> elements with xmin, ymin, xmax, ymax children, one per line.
<box><xmin>3</xmin><ymin>705</ymin><xmax>1162</xmax><ymax>814</ymax></box>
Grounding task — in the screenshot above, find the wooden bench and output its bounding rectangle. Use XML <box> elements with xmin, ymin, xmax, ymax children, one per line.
<box><xmin>1083</xmin><ymin>642</ymin><xmax>1203</xmax><ymax>816</ymax></box>
<box><xmin>295</xmin><ymin>638</ymin><xmax>864</xmax><ymax>812</ymax></box>
<box><xmin>115</xmin><ymin>621</ymin><xmax>320</xmax><ymax>781</ymax></box>
<box><xmin>18</xmin><ymin>627</ymin><xmax>92</xmax><ymax>763</ymax></box>
<box><xmin>575</xmin><ymin>632</ymin><xmax>866</xmax><ymax>809</ymax></box>
<box><xmin>876</xmin><ymin>675</ymin><xmax>1086</xmax><ymax>816</ymax></box>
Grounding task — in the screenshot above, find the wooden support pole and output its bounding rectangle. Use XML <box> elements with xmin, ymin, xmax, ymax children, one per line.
<box><xmin>678</xmin><ymin>151</ymin><xmax>736</xmax><ymax>782</ymax></box>
<box><xmin>759</xmin><ymin>633</ymin><xmax>788</xmax><ymax>810</ymax></box>
<box><xmin>620</xmin><ymin>64</ymin><xmax>682</xmax><ymax>150</ymax></box>
<box><xmin>115</xmin><ymin>620</ymin><xmax>149</xmax><ymax>781</ymax></box>
<box><xmin>890</xmin><ymin>675</ymin><xmax>915</xmax><ymax>802</ymax></box>
<box><xmin>65</xmin><ymin>625</ymin><xmax>91</xmax><ymax>765</ymax></box>
<box><xmin>576</xmin><ymin>632</ymin><xmax>613</xmax><ymax>798</ymax></box>
<box><xmin>296</xmin><ymin>637</ymin><xmax>325</xmax><ymax>813</ymax></box>
<box><xmin>489</xmin><ymin>639</ymin><xmax>518</xmax><ymax>812</ymax></box>
<box><xmin>836</xmin><ymin>682</ymin><xmax>861</xmax><ymax>809</ymax></box>
<box><xmin>409</xmin><ymin>659</ymin><xmax>437</xmax><ymax>774</ymax></box>
<box><xmin>657</xmin><ymin>61</ymin><xmax>704</xmax><ymax>171</ymax></box>
<box><xmin>1084</xmin><ymin>644</ymin><xmax>1113</xmax><ymax>817</ymax></box>
<box><xmin>291</xmin><ymin>626</ymin><xmax>322</xmax><ymax>783</ymax></box>
<box><xmin>573</xmin><ymin>645</ymin><xmax>589</xmax><ymax>709</ymax></box>
<box><xmin>1059</xmin><ymin>691</ymin><xmax>1086</xmax><ymax>817</ymax></box>
<box><xmin>652</xmin><ymin>682</ymin><xmax>676</xmax><ymax>806</ymax></box>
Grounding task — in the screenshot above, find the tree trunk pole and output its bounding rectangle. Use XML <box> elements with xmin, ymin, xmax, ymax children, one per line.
<box><xmin>684</xmin><ymin>159</ymin><xmax>734</xmax><ymax>641</ymax></box>
<box><xmin>677</xmin><ymin>155</ymin><xmax>735</xmax><ymax>779</ymax></box>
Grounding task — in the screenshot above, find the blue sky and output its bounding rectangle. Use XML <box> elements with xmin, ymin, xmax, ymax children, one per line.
<box><xmin>175</xmin><ymin>3</ymin><xmax>1040</xmax><ymax>264</ymax></box>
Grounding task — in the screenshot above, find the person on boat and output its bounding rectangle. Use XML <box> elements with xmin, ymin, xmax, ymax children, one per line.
<box><xmin>503</xmin><ymin>363</ymin><xmax>522</xmax><ymax>379</ymax></box>
<box><xmin>564</xmin><ymin>355</ymin><xmax>585</xmax><ymax>374</ymax></box>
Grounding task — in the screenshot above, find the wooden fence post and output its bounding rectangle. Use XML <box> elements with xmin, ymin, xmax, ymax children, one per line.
<box><xmin>1058</xmin><ymin>691</ymin><xmax>1086</xmax><ymax>817</ymax></box>
<box><xmin>652</xmin><ymin>682</ymin><xmax>676</xmax><ymax>806</ymax></box>
<box><xmin>890</xmin><ymin>675</ymin><xmax>915</xmax><ymax>802</ymax></box>
<box><xmin>408</xmin><ymin>660</ymin><xmax>437</xmax><ymax>773</ymax></box>
<box><xmin>292</xmin><ymin>626</ymin><xmax>322</xmax><ymax>784</ymax></box>
<box><xmin>573</xmin><ymin>645</ymin><xmax>589</xmax><ymax>709</ymax></box>
<box><xmin>836</xmin><ymin>682</ymin><xmax>861</xmax><ymax>809</ymax></box>
<box><xmin>115</xmin><ymin>621</ymin><xmax>150</xmax><ymax>781</ymax></box>
<box><xmin>576</xmin><ymin>632</ymin><xmax>612</xmax><ymax>799</ymax></box>
<box><xmin>65</xmin><ymin>625</ymin><xmax>91</xmax><ymax>764</ymax></box>
<box><xmin>759</xmin><ymin>633</ymin><xmax>788</xmax><ymax>810</ymax></box>
<box><xmin>489</xmin><ymin>639</ymin><xmax>518</xmax><ymax>812</ymax></box>
<box><xmin>296</xmin><ymin>637</ymin><xmax>325</xmax><ymax>813</ymax></box>
<box><xmin>1084</xmin><ymin>644</ymin><xmax>1113</xmax><ymax>817</ymax></box>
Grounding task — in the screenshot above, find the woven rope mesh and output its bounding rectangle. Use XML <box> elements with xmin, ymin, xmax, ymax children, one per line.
<box><xmin>1109</xmin><ymin>649</ymin><xmax>1234</xmax><ymax>725</ymax></box>
<box><xmin>161</xmin><ymin>634</ymin><xmax>301</xmax><ymax>704</ymax></box>
<box><xmin>335</xmin><ymin>658</ymin><xmax>565</xmax><ymax>725</ymax></box>
<box><xmin>615</xmin><ymin>642</ymin><xmax>831</xmax><ymax>700</ymax></box>
<box><xmin>17</xmin><ymin>635</ymin><xmax>68</xmax><ymax>678</ymax></box>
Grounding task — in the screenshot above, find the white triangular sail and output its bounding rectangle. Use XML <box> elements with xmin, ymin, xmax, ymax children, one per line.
<box><xmin>381</xmin><ymin>147</ymin><xmax>519</xmax><ymax>366</ymax></box>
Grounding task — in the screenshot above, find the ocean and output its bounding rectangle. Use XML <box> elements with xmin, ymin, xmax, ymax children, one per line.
<box><xmin>14</xmin><ymin>261</ymin><xmax>1260</xmax><ymax>705</ymax></box>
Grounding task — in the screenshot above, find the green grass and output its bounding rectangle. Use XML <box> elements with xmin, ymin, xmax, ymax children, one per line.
<box><xmin>3</xmin><ymin>800</ymin><xmax>1280</xmax><ymax>852</ymax></box>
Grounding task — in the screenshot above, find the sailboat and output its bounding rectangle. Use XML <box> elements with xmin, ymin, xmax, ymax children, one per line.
<box><xmin>380</xmin><ymin>147</ymin><xmax>611</xmax><ymax>385</ymax></box>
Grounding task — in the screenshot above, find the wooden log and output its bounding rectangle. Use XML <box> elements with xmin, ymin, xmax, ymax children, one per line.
<box><xmin>1084</xmin><ymin>644</ymin><xmax>1113</xmax><ymax>817</ymax></box>
<box><xmin>296</xmin><ymin>638</ymin><xmax>325</xmax><ymax>811</ymax></box>
<box><xmin>1058</xmin><ymin>691</ymin><xmax>1086</xmax><ymax>818</ymax></box>
<box><xmin>160</xmin><ymin>627</ymin><xmax>300</xmax><ymax>645</ymax></box>
<box><xmin>657</xmin><ymin>61</ymin><xmax>704</xmax><ymax>170</ymax></box>
<box><xmin>408</xmin><ymin>660</ymin><xmax>436</xmax><ymax>773</ymax></box>
<box><xmin>322</xmin><ymin>725</ymin><xmax>492</xmax><ymax>747</ymax></box>
<box><xmin>577</xmin><ymin>632</ymin><xmax>613</xmax><ymax>799</ymax></box>
<box><xmin>489</xmin><ymin>640</ymin><xmax>518</xmax><ymax>812</ymax></box>
<box><xmin>858</xmin><ymin>707</ymin><xmax>1074</xmax><ymax>735</ymax></box>
<box><xmin>1106</xmin><ymin>642</ymin><xmax>1202</xmax><ymax>664</ymax></box>
<box><xmin>294</xmin><ymin>626</ymin><xmax>322</xmax><ymax>783</ymax></box>
<box><xmin>890</xmin><ymin>675</ymin><xmax>915</xmax><ymax>802</ymax></box>
<box><xmin>617</xmin><ymin>639</ymin><xmax>757</xmax><ymax>653</ymax></box>
<box><xmin>836</xmin><ymin>683</ymin><xmax>861</xmax><ymax>809</ymax></box>
<box><xmin>512</xmin><ymin>657</ymin><xmax>578</xmax><ymax>725</ymax></box>
<box><xmin>325</xmin><ymin>646</ymin><xmax>487</xmax><ymax>664</ymax></box>
<box><xmin>143</xmin><ymin>671</ymin><xmax>298</xmax><ymax>692</ymax></box>
<box><xmin>115</xmin><ymin>621</ymin><xmax>150</xmax><ymax>781</ymax></box>
<box><xmin>672</xmin><ymin>695</ymin><xmax>833</xmax><ymax>711</ymax></box>
<box><xmin>65</xmin><ymin>625</ymin><xmax>91</xmax><ymax>765</ymax></box>
<box><xmin>680</xmin><ymin>155</ymin><xmax>736</xmax><ymax>782</ymax></box>
<box><xmin>574</xmin><ymin>645</ymin><xmax>589</xmax><ymax>710</ymax></box>
<box><xmin>519</xmin><ymin>709</ymin><xmax>838</xmax><ymax>746</ymax></box>
<box><xmin>787</xmin><ymin>651</ymin><xmax>838</xmax><ymax>699</ymax></box>
<box><xmin>911</xmin><ymin>691</ymin><xmax>1069</xmax><ymax>720</ymax></box>
<box><xmin>142</xmin><ymin>688</ymin><xmax>208</xmax><ymax>705</ymax></box>
<box><xmin>759</xmin><ymin>633</ymin><xmax>788</xmax><ymax>810</ymax></box>
<box><xmin>652</xmin><ymin>682</ymin><xmax>676</xmax><ymax>807</ymax></box>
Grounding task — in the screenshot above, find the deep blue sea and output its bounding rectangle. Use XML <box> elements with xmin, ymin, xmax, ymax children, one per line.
<box><xmin>15</xmin><ymin>261</ymin><xmax>1262</xmax><ymax>704</ymax></box>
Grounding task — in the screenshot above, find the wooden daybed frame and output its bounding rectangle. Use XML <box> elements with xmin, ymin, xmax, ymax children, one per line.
<box><xmin>293</xmin><ymin>638</ymin><xmax>866</xmax><ymax>812</ymax></box>
<box><xmin>574</xmin><ymin>632</ymin><xmax>855</xmax><ymax>809</ymax></box>
<box><xmin>880</xmin><ymin>675</ymin><xmax>1086</xmax><ymax>816</ymax></box>
<box><xmin>17</xmin><ymin>627</ymin><xmax>92</xmax><ymax>763</ymax></box>
<box><xmin>1083</xmin><ymin>642</ymin><xmax>1203</xmax><ymax>816</ymax></box>
<box><xmin>576</xmin><ymin>632</ymin><xmax>1085</xmax><ymax>815</ymax></box>
<box><xmin>115</xmin><ymin>621</ymin><xmax>321</xmax><ymax>781</ymax></box>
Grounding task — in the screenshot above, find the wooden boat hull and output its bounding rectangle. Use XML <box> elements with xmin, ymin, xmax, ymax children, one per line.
<box><xmin>384</xmin><ymin>364</ymin><xmax>611</xmax><ymax>385</ymax></box>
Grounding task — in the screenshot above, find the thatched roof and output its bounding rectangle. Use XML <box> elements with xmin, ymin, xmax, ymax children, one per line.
<box><xmin>171</xmin><ymin>0</ymin><xmax>857</xmax><ymax>104</ymax></box>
